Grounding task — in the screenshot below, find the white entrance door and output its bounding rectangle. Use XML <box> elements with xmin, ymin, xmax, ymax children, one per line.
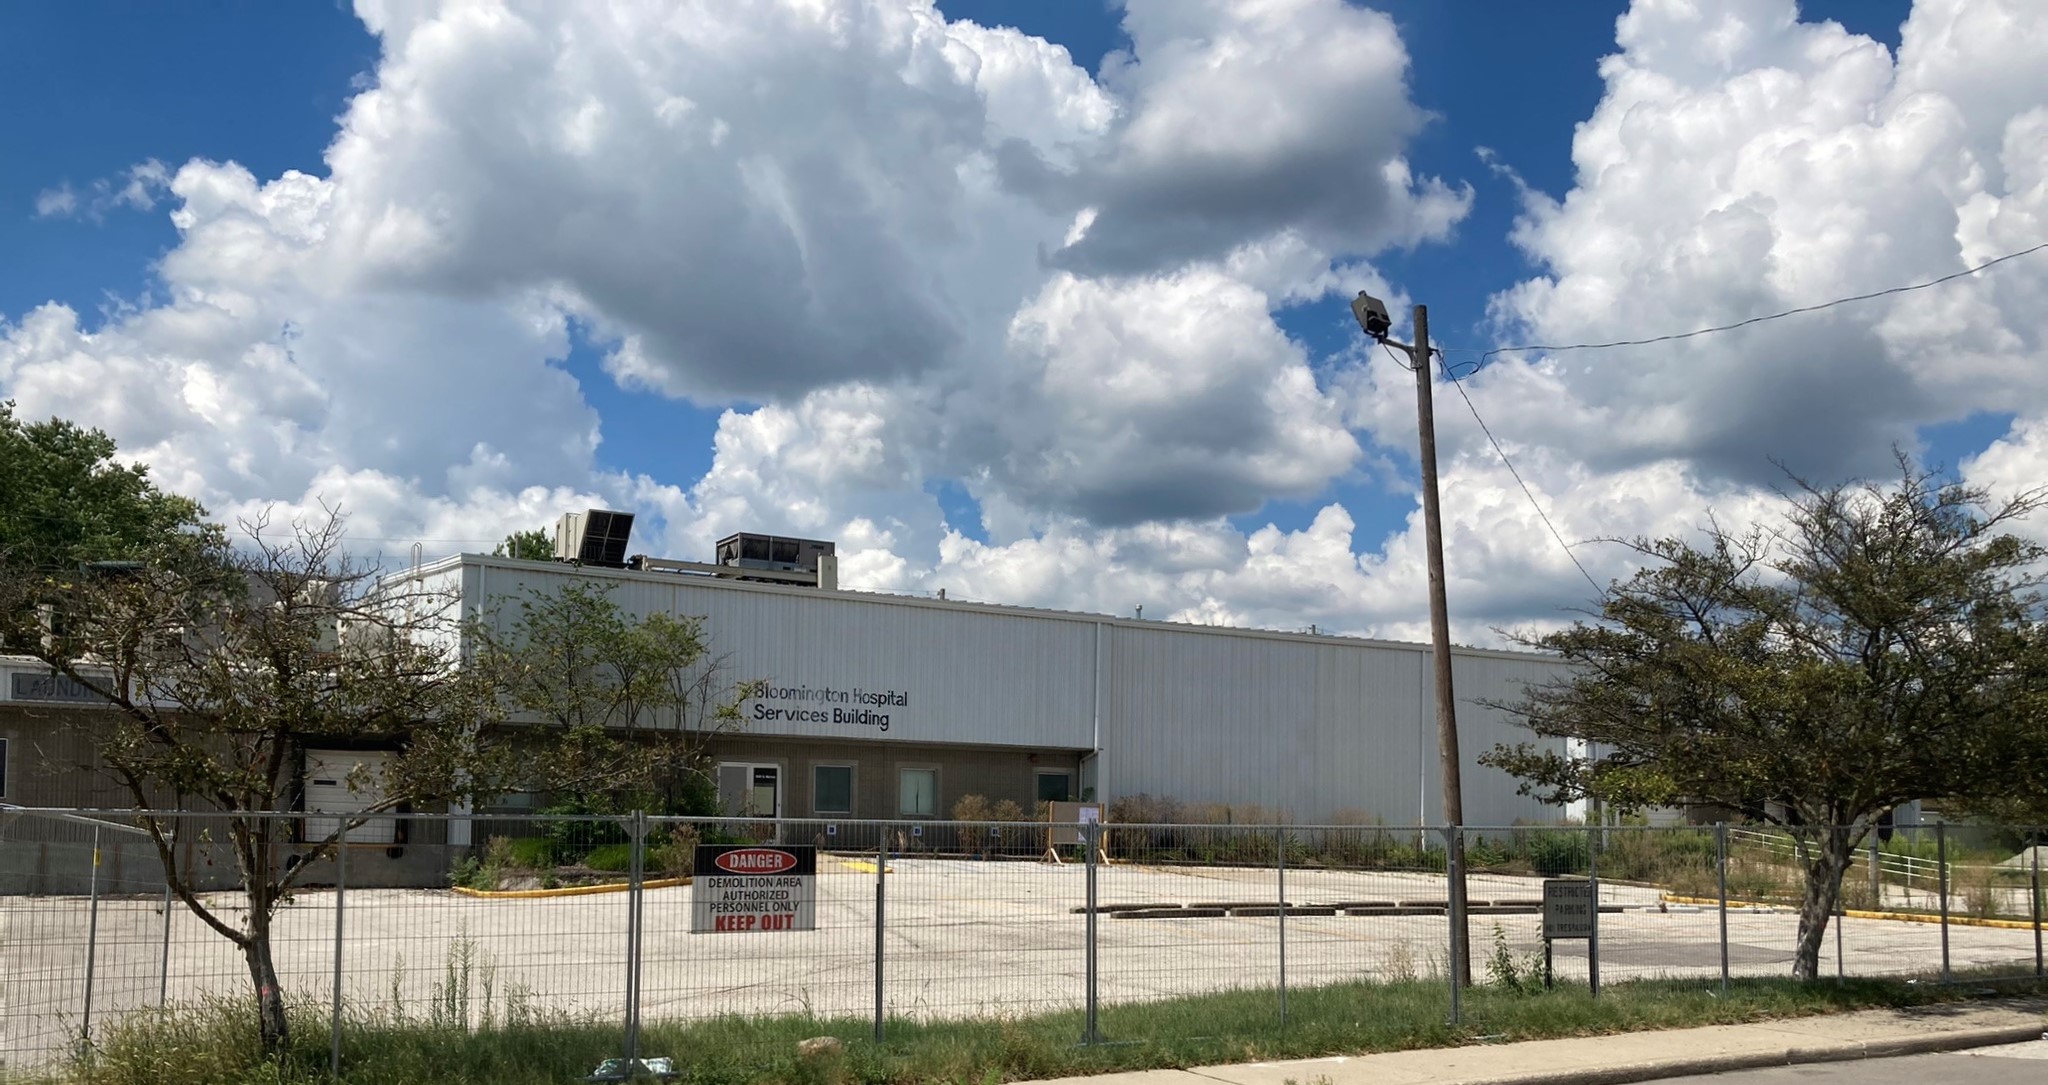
<box><xmin>304</xmin><ymin>749</ymin><xmax>394</xmax><ymax>844</ymax></box>
<box><xmin>717</xmin><ymin>763</ymin><xmax>782</xmax><ymax>818</ymax></box>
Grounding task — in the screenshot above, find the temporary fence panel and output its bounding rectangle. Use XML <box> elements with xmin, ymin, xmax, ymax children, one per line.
<box><xmin>3</xmin><ymin>809</ymin><xmax>2045</xmax><ymax>1082</ymax></box>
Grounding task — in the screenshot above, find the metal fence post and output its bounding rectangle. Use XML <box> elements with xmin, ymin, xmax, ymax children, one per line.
<box><xmin>1445</xmin><ymin>826</ymin><xmax>1462</xmax><ymax>1025</ymax></box>
<box><xmin>1869</xmin><ymin>836</ymin><xmax>1881</xmax><ymax>911</ymax></box>
<box><xmin>1716</xmin><ymin>822</ymin><xmax>1729</xmax><ymax>997</ymax></box>
<box><xmin>624</xmin><ymin>811</ymin><xmax>645</xmax><ymax>1068</ymax></box>
<box><xmin>2031</xmin><ymin>832</ymin><xmax>2042</xmax><ymax>980</ymax></box>
<box><xmin>159</xmin><ymin>872</ymin><xmax>174</xmax><ymax>1006</ymax></box>
<box><xmin>1843</xmin><ymin>847</ymin><xmax>1859</xmax><ymax>982</ymax></box>
<box><xmin>873</xmin><ymin>832</ymin><xmax>887</xmax><ymax>1044</ymax></box>
<box><xmin>82</xmin><ymin>823</ymin><xmax>103</xmax><ymax>1046</ymax></box>
<box><xmin>1276</xmin><ymin>825</ymin><xmax>1287</xmax><ymax>1024</ymax></box>
<box><xmin>1586</xmin><ymin>821</ymin><xmax>1600</xmax><ymax>1000</ymax></box>
<box><xmin>1083</xmin><ymin>820</ymin><xmax>1102</xmax><ymax>1045</ymax></box>
<box><xmin>1936</xmin><ymin>821</ymin><xmax>1951</xmax><ymax>984</ymax></box>
<box><xmin>331</xmin><ymin>830</ymin><xmax>347</xmax><ymax>1079</ymax></box>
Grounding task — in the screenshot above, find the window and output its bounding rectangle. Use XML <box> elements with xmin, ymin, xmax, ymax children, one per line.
<box><xmin>813</xmin><ymin>764</ymin><xmax>854</xmax><ymax>816</ymax></box>
<box><xmin>1035</xmin><ymin>770</ymin><xmax>1072</xmax><ymax>804</ymax></box>
<box><xmin>718</xmin><ymin>762</ymin><xmax>781</xmax><ymax>817</ymax></box>
<box><xmin>899</xmin><ymin>768</ymin><xmax>936</xmax><ymax>817</ymax></box>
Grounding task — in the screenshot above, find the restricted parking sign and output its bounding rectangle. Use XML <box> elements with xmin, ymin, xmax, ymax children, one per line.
<box><xmin>1542</xmin><ymin>878</ymin><xmax>1594</xmax><ymax>940</ymax></box>
<box><xmin>691</xmin><ymin>844</ymin><xmax>817</xmax><ymax>934</ymax></box>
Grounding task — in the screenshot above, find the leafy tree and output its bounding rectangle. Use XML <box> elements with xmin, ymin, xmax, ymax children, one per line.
<box><xmin>492</xmin><ymin>528</ymin><xmax>554</xmax><ymax>561</ymax></box>
<box><xmin>474</xmin><ymin>580</ymin><xmax>754</xmax><ymax>815</ymax></box>
<box><xmin>1483</xmin><ymin>459</ymin><xmax>2048</xmax><ymax>980</ymax></box>
<box><xmin>0</xmin><ymin>402</ymin><xmax>214</xmax><ymax>640</ymax></box>
<box><xmin>0</xmin><ymin>508</ymin><xmax>513</xmax><ymax>1052</ymax></box>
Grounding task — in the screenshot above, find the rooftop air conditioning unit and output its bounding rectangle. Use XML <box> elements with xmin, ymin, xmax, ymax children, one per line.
<box><xmin>554</xmin><ymin>509</ymin><xmax>635</xmax><ymax>568</ymax></box>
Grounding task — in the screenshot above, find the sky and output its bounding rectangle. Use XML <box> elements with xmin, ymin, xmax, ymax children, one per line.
<box><xmin>3</xmin><ymin>0</ymin><xmax>2044</xmax><ymax>645</ymax></box>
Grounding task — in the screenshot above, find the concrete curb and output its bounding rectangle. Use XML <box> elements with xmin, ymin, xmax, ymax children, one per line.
<box><xmin>449</xmin><ymin>876</ymin><xmax>688</xmax><ymax>899</ymax></box>
<box><xmin>1422</xmin><ymin>1023</ymin><xmax>2045</xmax><ymax>1085</ymax></box>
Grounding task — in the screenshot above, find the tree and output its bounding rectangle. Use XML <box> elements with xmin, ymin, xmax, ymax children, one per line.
<box><xmin>474</xmin><ymin>580</ymin><xmax>753</xmax><ymax>814</ymax></box>
<box><xmin>1483</xmin><ymin>458</ymin><xmax>2048</xmax><ymax>980</ymax></box>
<box><xmin>0</xmin><ymin>401</ymin><xmax>214</xmax><ymax>638</ymax></box>
<box><xmin>492</xmin><ymin>528</ymin><xmax>553</xmax><ymax>561</ymax></box>
<box><xmin>0</xmin><ymin>507</ymin><xmax>513</xmax><ymax>1052</ymax></box>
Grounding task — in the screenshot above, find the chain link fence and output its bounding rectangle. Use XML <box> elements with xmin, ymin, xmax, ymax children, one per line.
<box><xmin>3</xmin><ymin>808</ymin><xmax>2043</xmax><ymax>1080</ymax></box>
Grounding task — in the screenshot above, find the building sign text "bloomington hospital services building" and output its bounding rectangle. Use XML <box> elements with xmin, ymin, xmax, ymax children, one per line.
<box><xmin>750</xmin><ymin>682</ymin><xmax>910</xmax><ymax>732</ymax></box>
<box><xmin>691</xmin><ymin>845</ymin><xmax>818</xmax><ymax>933</ymax></box>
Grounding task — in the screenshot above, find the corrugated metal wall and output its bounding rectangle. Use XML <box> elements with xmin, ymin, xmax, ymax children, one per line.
<box><xmin>438</xmin><ymin>557</ymin><xmax>1576</xmax><ymax>825</ymax></box>
<box><xmin>461</xmin><ymin>559</ymin><xmax>1099</xmax><ymax>750</ymax></box>
<box><xmin>1098</xmin><ymin>625</ymin><xmax>1433</xmax><ymax>824</ymax></box>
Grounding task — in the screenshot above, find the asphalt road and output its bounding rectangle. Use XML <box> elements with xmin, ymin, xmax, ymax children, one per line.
<box><xmin>1649</xmin><ymin>1040</ymin><xmax>2048</xmax><ymax>1083</ymax></box>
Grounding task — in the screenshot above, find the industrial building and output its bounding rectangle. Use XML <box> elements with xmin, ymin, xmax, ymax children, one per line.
<box><xmin>0</xmin><ymin>511</ymin><xmax>1579</xmax><ymax>890</ymax></box>
<box><xmin>445</xmin><ymin>513</ymin><xmax>1580</xmax><ymax>829</ymax></box>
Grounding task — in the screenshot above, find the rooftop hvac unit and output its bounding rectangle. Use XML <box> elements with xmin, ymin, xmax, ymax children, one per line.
<box><xmin>713</xmin><ymin>532</ymin><xmax>836</xmax><ymax>573</ymax></box>
<box><xmin>554</xmin><ymin>509</ymin><xmax>635</xmax><ymax>568</ymax></box>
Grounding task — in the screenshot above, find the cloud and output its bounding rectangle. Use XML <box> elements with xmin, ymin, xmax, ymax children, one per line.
<box><xmin>33</xmin><ymin>186</ymin><xmax>78</xmax><ymax>218</ymax></box>
<box><xmin>32</xmin><ymin>160</ymin><xmax>171</xmax><ymax>220</ymax></box>
<box><xmin>13</xmin><ymin>0</ymin><xmax>2042</xmax><ymax>650</ymax></box>
<box><xmin>1043</xmin><ymin>0</ymin><xmax>1473</xmax><ymax>276</ymax></box>
<box><xmin>4</xmin><ymin>0</ymin><xmax>1439</xmax><ymax>565</ymax></box>
<box><xmin>1477</xmin><ymin>0</ymin><xmax>2048</xmax><ymax>492</ymax></box>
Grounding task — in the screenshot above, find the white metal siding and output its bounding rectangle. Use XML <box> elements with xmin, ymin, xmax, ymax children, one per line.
<box><xmin>1440</xmin><ymin>653</ymin><xmax>1576</xmax><ymax>828</ymax></box>
<box><xmin>1099</xmin><ymin>625</ymin><xmax>1433</xmax><ymax>823</ymax></box>
<box><xmin>427</xmin><ymin>557</ymin><xmax>1578</xmax><ymax>824</ymax></box>
<box><xmin>467</xmin><ymin>562</ymin><xmax>1099</xmax><ymax>750</ymax></box>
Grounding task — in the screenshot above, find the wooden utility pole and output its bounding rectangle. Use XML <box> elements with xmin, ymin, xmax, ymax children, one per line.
<box><xmin>1350</xmin><ymin>292</ymin><xmax>1469</xmax><ymax>988</ymax></box>
<box><xmin>1410</xmin><ymin>305</ymin><xmax>1468</xmax><ymax>986</ymax></box>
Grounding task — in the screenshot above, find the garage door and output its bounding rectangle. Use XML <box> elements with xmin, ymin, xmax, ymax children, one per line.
<box><xmin>304</xmin><ymin>749</ymin><xmax>395</xmax><ymax>844</ymax></box>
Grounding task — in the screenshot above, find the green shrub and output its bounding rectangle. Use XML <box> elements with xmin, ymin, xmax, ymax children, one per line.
<box><xmin>1521</xmin><ymin>829</ymin><xmax>1589</xmax><ymax>875</ymax></box>
<box><xmin>499</xmin><ymin>837</ymin><xmax>557</xmax><ymax>869</ymax></box>
<box><xmin>580</xmin><ymin>844</ymin><xmax>633</xmax><ymax>872</ymax></box>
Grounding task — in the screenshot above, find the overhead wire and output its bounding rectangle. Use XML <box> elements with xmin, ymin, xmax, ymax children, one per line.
<box><xmin>1442</xmin><ymin>239</ymin><xmax>2048</xmax><ymax>369</ymax></box>
<box><xmin>1431</xmin><ymin>347</ymin><xmax>1605</xmax><ymax>598</ymax></box>
<box><xmin>1410</xmin><ymin>238</ymin><xmax>2048</xmax><ymax>599</ymax></box>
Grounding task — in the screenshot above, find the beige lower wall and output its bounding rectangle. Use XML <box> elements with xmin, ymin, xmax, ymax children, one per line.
<box><xmin>702</xmin><ymin>735</ymin><xmax>1086</xmax><ymax>820</ymax></box>
<box><xmin>1</xmin><ymin>704</ymin><xmax>135</xmax><ymax>809</ymax></box>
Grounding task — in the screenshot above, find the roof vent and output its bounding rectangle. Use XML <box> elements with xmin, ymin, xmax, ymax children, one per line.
<box><xmin>554</xmin><ymin>510</ymin><xmax>635</xmax><ymax>568</ymax></box>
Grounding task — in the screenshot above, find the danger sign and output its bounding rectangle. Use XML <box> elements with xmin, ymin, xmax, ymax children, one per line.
<box><xmin>691</xmin><ymin>844</ymin><xmax>817</xmax><ymax>934</ymax></box>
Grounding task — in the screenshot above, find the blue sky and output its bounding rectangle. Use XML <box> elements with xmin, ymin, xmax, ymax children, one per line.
<box><xmin>3</xmin><ymin>0</ymin><xmax>2040</xmax><ymax>639</ymax></box>
<box><xmin>1</xmin><ymin>0</ymin><xmax>1921</xmax><ymax>547</ymax></box>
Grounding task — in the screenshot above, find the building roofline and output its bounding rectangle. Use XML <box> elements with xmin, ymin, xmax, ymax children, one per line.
<box><xmin>404</xmin><ymin>553</ymin><xmax>1558</xmax><ymax>666</ymax></box>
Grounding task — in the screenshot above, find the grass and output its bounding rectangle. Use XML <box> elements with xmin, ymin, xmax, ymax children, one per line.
<box><xmin>35</xmin><ymin>970</ymin><xmax>2048</xmax><ymax>1085</ymax></box>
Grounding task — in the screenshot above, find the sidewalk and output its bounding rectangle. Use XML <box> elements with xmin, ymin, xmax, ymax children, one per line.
<box><xmin>1033</xmin><ymin>999</ymin><xmax>2048</xmax><ymax>1085</ymax></box>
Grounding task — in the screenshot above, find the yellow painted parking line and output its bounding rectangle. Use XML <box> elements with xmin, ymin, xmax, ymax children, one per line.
<box><xmin>1661</xmin><ymin>893</ymin><xmax>2042</xmax><ymax>930</ymax></box>
<box><xmin>837</xmin><ymin>858</ymin><xmax>894</xmax><ymax>874</ymax></box>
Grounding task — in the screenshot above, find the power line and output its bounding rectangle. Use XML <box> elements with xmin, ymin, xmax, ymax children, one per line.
<box><xmin>1433</xmin><ymin>349</ymin><xmax>1605</xmax><ymax>598</ymax></box>
<box><xmin>1446</xmin><ymin>240</ymin><xmax>2048</xmax><ymax>367</ymax></box>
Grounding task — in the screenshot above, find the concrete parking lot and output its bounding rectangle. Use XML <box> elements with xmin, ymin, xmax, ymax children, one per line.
<box><xmin>5</xmin><ymin>857</ymin><xmax>2042</xmax><ymax>1072</ymax></box>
